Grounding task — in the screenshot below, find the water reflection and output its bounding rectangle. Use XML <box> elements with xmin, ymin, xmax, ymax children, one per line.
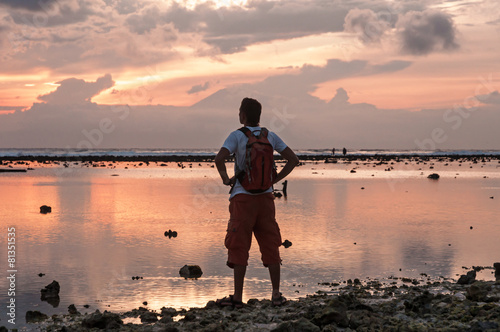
<box><xmin>1</xmin><ymin>163</ymin><xmax>499</xmax><ymax>328</ymax></box>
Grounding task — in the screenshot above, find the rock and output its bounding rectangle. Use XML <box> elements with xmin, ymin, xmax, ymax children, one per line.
<box><xmin>282</xmin><ymin>239</ymin><xmax>292</xmax><ymax>248</ymax></box>
<box><xmin>81</xmin><ymin>310</ymin><xmax>123</xmax><ymax>329</ymax></box>
<box><xmin>25</xmin><ymin>310</ymin><xmax>49</xmax><ymax>323</ymax></box>
<box><xmin>469</xmin><ymin>321</ymin><xmax>499</xmax><ymax>331</ymax></box>
<box><xmin>466</xmin><ymin>282</ymin><xmax>492</xmax><ymax>302</ymax></box>
<box><xmin>139</xmin><ymin>311</ymin><xmax>158</xmax><ymax>323</ymax></box>
<box><xmin>165</xmin><ymin>230</ymin><xmax>178</xmax><ymax>238</ymax></box>
<box><xmin>272</xmin><ymin>317</ymin><xmax>320</xmax><ymax>332</ymax></box>
<box><xmin>68</xmin><ymin>304</ymin><xmax>80</xmax><ymax>315</ymax></box>
<box><xmin>494</xmin><ymin>262</ymin><xmax>500</xmax><ymax>277</ymax></box>
<box><xmin>41</xmin><ymin>280</ymin><xmax>60</xmax><ymax>307</ymax></box>
<box><xmin>40</xmin><ymin>205</ymin><xmax>52</xmax><ymax>214</ymax></box>
<box><xmin>312</xmin><ymin>307</ymin><xmax>349</xmax><ymax>328</ymax></box>
<box><xmin>179</xmin><ymin>265</ymin><xmax>203</xmax><ymax>279</ymax></box>
<box><xmin>427</xmin><ymin>173</ymin><xmax>440</xmax><ymax>179</ymax></box>
<box><xmin>161</xmin><ymin>307</ymin><xmax>179</xmax><ymax>317</ymax></box>
<box><xmin>404</xmin><ymin>291</ymin><xmax>434</xmax><ymax>315</ymax></box>
<box><xmin>457</xmin><ymin>270</ymin><xmax>476</xmax><ymax>285</ymax></box>
<box><xmin>159</xmin><ymin>315</ymin><xmax>174</xmax><ymax>324</ymax></box>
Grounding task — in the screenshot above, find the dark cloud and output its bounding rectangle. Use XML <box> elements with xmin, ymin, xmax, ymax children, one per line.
<box><xmin>157</xmin><ymin>1</ymin><xmax>349</xmax><ymax>54</ymax></box>
<box><xmin>187</xmin><ymin>81</ymin><xmax>211</xmax><ymax>94</ymax></box>
<box><xmin>125</xmin><ymin>6</ymin><xmax>161</xmax><ymax>34</ymax></box>
<box><xmin>328</xmin><ymin>87</ymin><xmax>350</xmax><ymax>105</ymax></box>
<box><xmin>397</xmin><ymin>10</ymin><xmax>459</xmax><ymax>55</ymax></box>
<box><xmin>0</xmin><ymin>0</ymin><xmax>59</xmax><ymax>11</ymax></box>
<box><xmin>9</xmin><ymin>1</ymin><xmax>94</xmax><ymax>27</ymax></box>
<box><xmin>344</xmin><ymin>8</ymin><xmax>390</xmax><ymax>43</ymax></box>
<box><xmin>1</xmin><ymin>66</ymin><xmax>499</xmax><ymax>149</ymax></box>
<box><xmin>476</xmin><ymin>91</ymin><xmax>500</xmax><ymax>105</ymax></box>
<box><xmin>38</xmin><ymin>74</ymin><xmax>114</xmax><ymax>105</ymax></box>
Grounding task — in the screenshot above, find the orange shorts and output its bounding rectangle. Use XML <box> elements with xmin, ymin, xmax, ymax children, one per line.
<box><xmin>225</xmin><ymin>193</ymin><xmax>282</xmax><ymax>268</ymax></box>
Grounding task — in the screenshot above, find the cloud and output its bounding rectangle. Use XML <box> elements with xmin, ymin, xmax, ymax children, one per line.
<box><xmin>160</xmin><ymin>0</ymin><xmax>349</xmax><ymax>54</ymax></box>
<box><xmin>328</xmin><ymin>87</ymin><xmax>350</xmax><ymax>105</ymax></box>
<box><xmin>344</xmin><ymin>8</ymin><xmax>391</xmax><ymax>43</ymax></box>
<box><xmin>0</xmin><ymin>0</ymin><xmax>60</xmax><ymax>11</ymax></box>
<box><xmin>125</xmin><ymin>5</ymin><xmax>162</xmax><ymax>35</ymax></box>
<box><xmin>476</xmin><ymin>90</ymin><xmax>500</xmax><ymax>105</ymax></box>
<box><xmin>9</xmin><ymin>1</ymin><xmax>95</xmax><ymax>27</ymax></box>
<box><xmin>187</xmin><ymin>81</ymin><xmax>211</xmax><ymax>94</ymax></box>
<box><xmin>396</xmin><ymin>10</ymin><xmax>459</xmax><ymax>55</ymax></box>
<box><xmin>37</xmin><ymin>74</ymin><xmax>115</xmax><ymax>105</ymax></box>
<box><xmin>1</xmin><ymin>67</ymin><xmax>500</xmax><ymax>149</ymax></box>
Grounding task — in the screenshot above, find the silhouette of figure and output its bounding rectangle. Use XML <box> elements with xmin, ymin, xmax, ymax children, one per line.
<box><xmin>215</xmin><ymin>97</ymin><xmax>299</xmax><ymax>308</ymax></box>
<box><xmin>331</xmin><ymin>148</ymin><xmax>335</xmax><ymax>156</ymax></box>
<box><xmin>343</xmin><ymin>147</ymin><xmax>347</xmax><ymax>156</ymax></box>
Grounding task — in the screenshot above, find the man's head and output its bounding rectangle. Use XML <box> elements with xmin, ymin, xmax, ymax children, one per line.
<box><xmin>239</xmin><ymin>97</ymin><xmax>261</xmax><ymax>126</ymax></box>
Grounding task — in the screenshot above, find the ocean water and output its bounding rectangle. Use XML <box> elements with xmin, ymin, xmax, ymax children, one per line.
<box><xmin>1</xmin><ymin>158</ymin><xmax>500</xmax><ymax>329</ymax></box>
<box><xmin>1</xmin><ymin>147</ymin><xmax>500</xmax><ymax>158</ymax></box>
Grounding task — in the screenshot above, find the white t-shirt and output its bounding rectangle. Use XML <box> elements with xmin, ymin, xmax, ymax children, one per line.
<box><xmin>222</xmin><ymin>126</ymin><xmax>288</xmax><ymax>200</ymax></box>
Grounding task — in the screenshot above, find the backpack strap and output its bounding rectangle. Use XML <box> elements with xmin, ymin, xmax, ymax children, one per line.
<box><xmin>238</xmin><ymin>127</ymin><xmax>251</xmax><ymax>138</ymax></box>
<box><xmin>238</xmin><ymin>126</ymin><xmax>268</xmax><ymax>138</ymax></box>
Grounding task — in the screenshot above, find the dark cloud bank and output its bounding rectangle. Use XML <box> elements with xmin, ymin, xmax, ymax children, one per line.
<box><xmin>1</xmin><ymin>62</ymin><xmax>499</xmax><ymax>150</ymax></box>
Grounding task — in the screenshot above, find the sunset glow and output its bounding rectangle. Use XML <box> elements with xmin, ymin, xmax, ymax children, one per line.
<box><xmin>0</xmin><ymin>0</ymin><xmax>499</xmax><ymax>149</ymax></box>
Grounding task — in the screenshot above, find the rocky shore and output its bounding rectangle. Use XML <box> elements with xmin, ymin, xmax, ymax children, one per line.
<box><xmin>1</xmin><ymin>153</ymin><xmax>500</xmax><ymax>164</ymax></box>
<box><xmin>19</xmin><ymin>276</ymin><xmax>500</xmax><ymax>332</ymax></box>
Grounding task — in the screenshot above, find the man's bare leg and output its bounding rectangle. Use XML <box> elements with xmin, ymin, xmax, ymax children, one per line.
<box><xmin>268</xmin><ymin>263</ymin><xmax>281</xmax><ymax>299</ymax></box>
<box><xmin>233</xmin><ymin>264</ymin><xmax>246</xmax><ymax>302</ymax></box>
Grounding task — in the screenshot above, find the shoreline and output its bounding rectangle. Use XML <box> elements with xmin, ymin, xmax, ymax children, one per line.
<box><xmin>15</xmin><ymin>274</ymin><xmax>500</xmax><ymax>331</ymax></box>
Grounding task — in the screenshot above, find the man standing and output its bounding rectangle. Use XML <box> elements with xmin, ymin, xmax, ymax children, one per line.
<box><xmin>214</xmin><ymin>98</ymin><xmax>299</xmax><ymax>307</ymax></box>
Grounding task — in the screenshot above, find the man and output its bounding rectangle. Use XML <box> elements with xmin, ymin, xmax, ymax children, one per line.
<box><xmin>214</xmin><ymin>97</ymin><xmax>299</xmax><ymax>307</ymax></box>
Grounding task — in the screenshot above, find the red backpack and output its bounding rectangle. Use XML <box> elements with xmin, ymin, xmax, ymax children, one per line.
<box><xmin>236</xmin><ymin>127</ymin><xmax>277</xmax><ymax>193</ymax></box>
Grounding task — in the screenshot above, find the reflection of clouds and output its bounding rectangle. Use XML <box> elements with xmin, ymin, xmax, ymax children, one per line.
<box><xmin>3</xmin><ymin>164</ymin><xmax>500</xmax><ymax>319</ymax></box>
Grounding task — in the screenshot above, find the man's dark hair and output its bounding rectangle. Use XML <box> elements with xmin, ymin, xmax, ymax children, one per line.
<box><xmin>240</xmin><ymin>97</ymin><xmax>261</xmax><ymax>126</ymax></box>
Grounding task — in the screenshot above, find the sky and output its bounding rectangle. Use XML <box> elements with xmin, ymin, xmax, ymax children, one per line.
<box><xmin>0</xmin><ymin>0</ymin><xmax>499</xmax><ymax>149</ymax></box>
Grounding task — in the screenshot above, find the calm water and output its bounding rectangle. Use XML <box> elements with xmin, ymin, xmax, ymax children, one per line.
<box><xmin>1</xmin><ymin>159</ymin><xmax>500</xmax><ymax>329</ymax></box>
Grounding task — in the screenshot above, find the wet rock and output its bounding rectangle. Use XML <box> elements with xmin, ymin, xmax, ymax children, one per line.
<box><xmin>161</xmin><ymin>307</ymin><xmax>179</xmax><ymax>317</ymax></box>
<box><xmin>81</xmin><ymin>310</ymin><xmax>123</xmax><ymax>329</ymax></box>
<box><xmin>469</xmin><ymin>321</ymin><xmax>499</xmax><ymax>332</ymax></box>
<box><xmin>457</xmin><ymin>270</ymin><xmax>476</xmax><ymax>285</ymax></box>
<box><xmin>349</xmin><ymin>310</ymin><xmax>383</xmax><ymax>330</ymax></box>
<box><xmin>139</xmin><ymin>311</ymin><xmax>158</xmax><ymax>323</ymax></box>
<box><xmin>404</xmin><ymin>291</ymin><xmax>434</xmax><ymax>315</ymax></box>
<box><xmin>272</xmin><ymin>317</ymin><xmax>320</xmax><ymax>332</ymax></box>
<box><xmin>165</xmin><ymin>230</ymin><xmax>178</xmax><ymax>238</ymax></box>
<box><xmin>41</xmin><ymin>280</ymin><xmax>60</xmax><ymax>307</ymax></box>
<box><xmin>40</xmin><ymin>205</ymin><xmax>52</xmax><ymax>214</ymax></box>
<box><xmin>312</xmin><ymin>307</ymin><xmax>349</xmax><ymax>328</ymax></box>
<box><xmin>25</xmin><ymin>310</ymin><xmax>49</xmax><ymax>323</ymax></box>
<box><xmin>427</xmin><ymin>173</ymin><xmax>440</xmax><ymax>179</ymax></box>
<box><xmin>179</xmin><ymin>265</ymin><xmax>203</xmax><ymax>279</ymax></box>
<box><xmin>68</xmin><ymin>304</ymin><xmax>80</xmax><ymax>315</ymax></box>
<box><xmin>159</xmin><ymin>315</ymin><xmax>174</xmax><ymax>324</ymax></box>
<box><xmin>466</xmin><ymin>282</ymin><xmax>492</xmax><ymax>302</ymax></box>
<box><xmin>494</xmin><ymin>262</ymin><xmax>500</xmax><ymax>278</ymax></box>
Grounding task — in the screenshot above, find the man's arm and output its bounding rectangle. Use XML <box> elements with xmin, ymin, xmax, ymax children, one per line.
<box><xmin>215</xmin><ymin>147</ymin><xmax>234</xmax><ymax>186</ymax></box>
<box><xmin>274</xmin><ymin>147</ymin><xmax>300</xmax><ymax>184</ymax></box>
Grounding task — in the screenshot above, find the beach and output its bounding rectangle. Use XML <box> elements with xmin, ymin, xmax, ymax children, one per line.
<box><xmin>1</xmin><ymin>153</ymin><xmax>500</xmax><ymax>330</ymax></box>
